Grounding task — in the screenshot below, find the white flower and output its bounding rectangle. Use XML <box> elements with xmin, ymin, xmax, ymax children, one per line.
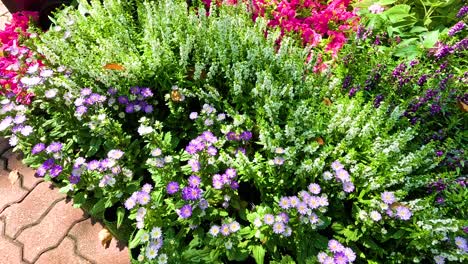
<box><xmin>253</xmin><ymin>217</ymin><xmax>262</xmax><ymax>227</ymax></box>
<box><xmin>9</xmin><ymin>135</ymin><xmax>18</xmax><ymax>146</ymax></box>
<box><xmin>27</xmin><ymin>63</ymin><xmax>39</xmax><ymax>74</ymax></box>
<box><xmin>368</xmin><ymin>4</ymin><xmax>385</xmax><ymax>14</ymax></box>
<box><xmin>20</xmin><ymin>126</ymin><xmax>33</xmax><ymax>136</ymax></box>
<box><xmin>138</xmin><ymin>125</ymin><xmax>154</xmax><ymax>135</ymax></box>
<box><xmin>158</xmin><ymin>253</ymin><xmax>168</xmax><ymax>264</ymax></box>
<box><xmin>20</xmin><ymin>76</ymin><xmax>42</xmax><ymax>86</ymax></box>
<box><xmin>40</xmin><ymin>69</ymin><xmax>54</xmax><ymax>78</ymax></box>
<box><xmin>45</xmin><ymin>89</ymin><xmax>58</xmax><ymax>98</ymax></box>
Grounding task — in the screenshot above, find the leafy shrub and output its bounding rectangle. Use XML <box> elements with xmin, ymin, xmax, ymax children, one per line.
<box><xmin>0</xmin><ymin>0</ymin><xmax>466</xmax><ymax>263</ymax></box>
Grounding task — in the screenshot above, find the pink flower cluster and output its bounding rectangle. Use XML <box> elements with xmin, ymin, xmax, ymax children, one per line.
<box><xmin>0</xmin><ymin>12</ymin><xmax>41</xmax><ymax>104</ymax></box>
<box><xmin>252</xmin><ymin>0</ymin><xmax>359</xmax><ymax>56</ymax></box>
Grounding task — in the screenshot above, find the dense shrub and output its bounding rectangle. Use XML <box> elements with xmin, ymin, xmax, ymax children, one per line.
<box><xmin>0</xmin><ymin>0</ymin><xmax>466</xmax><ymax>263</ymax></box>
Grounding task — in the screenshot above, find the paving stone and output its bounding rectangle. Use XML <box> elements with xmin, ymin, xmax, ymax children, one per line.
<box><xmin>0</xmin><ymin>218</ymin><xmax>23</xmax><ymax>264</ymax></box>
<box><xmin>0</xmin><ymin>170</ymin><xmax>28</xmax><ymax>214</ymax></box>
<box><xmin>16</xmin><ymin>200</ymin><xmax>87</xmax><ymax>263</ymax></box>
<box><xmin>3</xmin><ymin>150</ymin><xmax>42</xmax><ymax>190</ymax></box>
<box><xmin>35</xmin><ymin>236</ymin><xmax>92</xmax><ymax>264</ymax></box>
<box><xmin>0</xmin><ymin>138</ymin><xmax>10</xmax><ymax>156</ymax></box>
<box><xmin>0</xmin><ymin>182</ymin><xmax>65</xmax><ymax>238</ymax></box>
<box><xmin>69</xmin><ymin>218</ymin><xmax>130</xmax><ymax>264</ymax></box>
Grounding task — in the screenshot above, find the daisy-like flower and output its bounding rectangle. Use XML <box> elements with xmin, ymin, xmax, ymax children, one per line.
<box><xmin>336</xmin><ymin>169</ymin><xmax>350</xmax><ymax>182</ymax></box>
<box><xmin>289</xmin><ymin>196</ymin><xmax>300</xmax><ymax>208</ymax></box>
<box><xmin>308</xmin><ymin>183</ymin><xmax>321</xmax><ymax>194</ymax></box>
<box><xmin>309</xmin><ymin>213</ymin><xmax>319</xmax><ymax>224</ymax></box>
<box><xmin>308</xmin><ymin>196</ymin><xmax>321</xmax><ymax>209</ymax></box>
<box><xmin>264</xmin><ymin>214</ymin><xmax>275</xmax><ymax>225</ymax></box>
<box><xmin>124</xmin><ymin>197</ymin><xmax>136</xmax><ymax>210</ymax></box>
<box><xmin>381</xmin><ymin>191</ymin><xmax>396</xmax><ymax>204</ymax></box>
<box><xmin>189</xmin><ymin>112</ymin><xmax>198</xmax><ymax>120</ymax></box>
<box><xmin>13</xmin><ymin>114</ymin><xmax>26</xmax><ymax>124</ymax></box>
<box><xmin>229</xmin><ymin>221</ymin><xmax>240</xmax><ymax>233</ymax></box>
<box><xmin>166</xmin><ymin>182</ymin><xmax>179</xmax><ymax>194</ymax></box>
<box><xmin>328</xmin><ymin>239</ymin><xmax>344</xmax><ymax>253</ymax></box>
<box><xmin>278</xmin><ymin>212</ymin><xmax>289</xmax><ymax>223</ymax></box>
<box><xmin>297</xmin><ymin>202</ymin><xmax>308</xmax><ymax>215</ymax></box>
<box><xmin>272</xmin><ymin>221</ymin><xmax>285</xmax><ymax>234</ymax></box>
<box><xmin>395</xmin><ymin>206</ymin><xmax>412</xmax><ymax>220</ymax></box>
<box><xmin>145</xmin><ymin>245</ymin><xmax>158</xmax><ymax>260</ymax></box>
<box><xmin>188</xmin><ymin>175</ymin><xmax>201</xmax><ymax>187</ymax></box>
<box><xmin>369</xmin><ymin>211</ymin><xmax>382</xmax><ymax>221</ymax></box>
<box><xmin>107</xmin><ymin>149</ymin><xmax>124</xmax><ymax>160</ymax></box>
<box><xmin>331</xmin><ymin>160</ymin><xmax>344</xmax><ymax>171</ymax></box>
<box><xmin>178</xmin><ymin>204</ymin><xmax>192</xmax><ymax>219</ymax></box>
<box><xmin>334</xmin><ymin>252</ymin><xmax>349</xmax><ymax>264</ymax></box>
<box><xmin>317</xmin><ymin>252</ymin><xmax>328</xmax><ymax>263</ymax></box>
<box><xmin>282</xmin><ymin>226</ymin><xmax>292</xmax><ymax>237</ymax></box>
<box><xmin>151</xmin><ymin>148</ymin><xmax>162</xmax><ymax>157</ymax></box>
<box><xmin>158</xmin><ymin>253</ymin><xmax>168</xmax><ymax>264</ymax></box>
<box><xmin>45</xmin><ymin>89</ymin><xmax>58</xmax><ymax>98</ymax></box>
<box><xmin>209</xmin><ymin>225</ymin><xmax>220</xmax><ymax>236</ymax></box>
<box><xmin>368</xmin><ymin>3</ymin><xmax>384</xmax><ymax>14</ymax></box>
<box><xmin>434</xmin><ymin>255</ymin><xmax>445</xmax><ymax>264</ymax></box>
<box><xmin>273</xmin><ymin>156</ymin><xmax>285</xmax><ymax>165</ymax></box>
<box><xmin>220</xmin><ymin>224</ymin><xmax>231</xmax><ymax>236</ymax></box>
<box><xmin>151</xmin><ymin>227</ymin><xmax>162</xmax><ymax>239</ymax></box>
<box><xmin>31</xmin><ymin>143</ymin><xmax>46</xmax><ymax>154</ymax></box>
<box><xmin>455</xmin><ymin>236</ymin><xmax>468</xmax><ymax>252</ymax></box>
<box><xmin>141</xmin><ymin>232</ymin><xmax>150</xmax><ymax>243</ymax></box>
<box><xmin>46</xmin><ymin>142</ymin><xmax>63</xmax><ymax>154</ymax></box>
<box><xmin>142</xmin><ymin>183</ymin><xmax>153</xmax><ymax>193</ymax></box>
<box><xmin>279</xmin><ymin>197</ymin><xmax>290</xmax><ymax>209</ymax></box>
<box><xmin>344</xmin><ymin>247</ymin><xmax>356</xmax><ymax>262</ymax></box>
<box><xmin>137</xmin><ymin>191</ymin><xmax>151</xmax><ymax>205</ymax></box>
<box><xmin>343</xmin><ymin>181</ymin><xmax>355</xmax><ymax>193</ymax></box>
<box><xmin>198</xmin><ymin>199</ymin><xmax>209</xmax><ymax>210</ymax></box>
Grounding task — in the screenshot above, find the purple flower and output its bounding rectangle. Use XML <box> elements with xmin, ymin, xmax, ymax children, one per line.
<box><xmin>46</xmin><ymin>142</ymin><xmax>63</xmax><ymax>154</ymax></box>
<box><xmin>374</xmin><ymin>94</ymin><xmax>384</xmax><ymax>108</ymax></box>
<box><xmin>188</xmin><ymin>159</ymin><xmax>201</xmax><ymax>172</ymax></box>
<box><xmin>272</xmin><ymin>221</ymin><xmax>285</xmax><ymax>234</ymax></box>
<box><xmin>80</xmin><ymin>88</ymin><xmax>92</xmax><ymax>96</ymax></box>
<box><xmin>189</xmin><ymin>112</ymin><xmax>198</xmax><ymax>120</ymax></box>
<box><xmin>49</xmin><ymin>165</ymin><xmax>63</xmax><ymax>178</ymax></box>
<box><xmin>308</xmin><ymin>183</ymin><xmax>321</xmax><ymax>194</ymax></box>
<box><xmin>344</xmin><ymin>247</ymin><xmax>356</xmax><ymax>262</ymax></box>
<box><xmin>117</xmin><ymin>96</ymin><xmax>129</xmax><ymax>104</ymax></box>
<box><xmin>331</xmin><ymin>160</ymin><xmax>344</xmax><ymax>171</ymax></box>
<box><xmin>130</xmin><ymin>86</ymin><xmax>141</xmax><ymax>95</ymax></box>
<box><xmin>226</xmin><ymin>132</ymin><xmax>239</xmax><ymax>141</ymax></box>
<box><xmin>35</xmin><ymin>166</ymin><xmax>47</xmax><ymax>177</ymax></box>
<box><xmin>206</xmin><ymin>146</ymin><xmax>218</xmax><ymax>156</ymax></box>
<box><xmin>32</xmin><ymin>143</ymin><xmax>46</xmax><ymax>154</ymax></box>
<box><xmin>140</xmin><ymin>88</ymin><xmax>153</xmax><ymax>98</ymax></box>
<box><xmin>273</xmin><ymin>156</ymin><xmax>285</xmax><ymax>165</ymax></box>
<box><xmin>230</xmin><ymin>180</ymin><xmax>239</xmax><ymax>190</ymax></box>
<box><xmin>225</xmin><ymin>168</ymin><xmax>237</xmax><ymax>179</ymax></box>
<box><xmin>75</xmin><ymin>106</ymin><xmax>87</xmax><ymax>116</ymax></box>
<box><xmin>328</xmin><ymin>239</ymin><xmax>344</xmax><ymax>253</ymax></box>
<box><xmin>336</xmin><ymin>169</ymin><xmax>350</xmax><ymax>182</ymax></box>
<box><xmin>308</xmin><ymin>196</ymin><xmax>321</xmax><ymax>209</ymax></box>
<box><xmin>199</xmin><ymin>199</ymin><xmax>209</xmax><ymax>210</ymax></box>
<box><xmin>42</xmin><ymin>159</ymin><xmax>55</xmax><ymax>170</ymax></box>
<box><xmin>142</xmin><ymin>183</ymin><xmax>153</xmax><ymax>193</ymax></box>
<box><xmin>240</xmin><ymin>131</ymin><xmax>253</xmax><ymax>141</ymax></box>
<box><xmin>69</xmin><ymin>175</ymin><xmax>80</xmax><ymax>184</ymax></box>
<box><xmin>137</xmin><ymin>191</ymin><xmax>151</xmax><ymax>205</ymax></box>
<box><xmin>348</xmin><ymin>86</ymin><xmax>359</xmax><ymax>97</ymax></box>
<box><xmin>188</xmin><ymin>175</ymin><xmax>201</xmax><ymax>187</ymax></box>
<box><xmin>178</xmin><ymin>204</ymin><xmax>192</xmax><ymax>218</ymax></box>
<box><xmin>166</xmin><ymin>182</ymin><xmax>179</xmax><ymax>195</ymax></box>
<box><xmin>220</xmin><ymin>224</ymin><xmax>230</xmax><ymax>236</ymax></box>
<box><xmin>201</xmin><ymin>131</ymin><xmax>217</xmax><ymax>144</ymax></box>
<box><xmin>449</xmin><ymin>21</ymin><xmax>466</xmax><ymax>36</ymax></box>
<box><xmin>417</xmin><ymin>74</ymin><xmax>428</xmax><ymax>86</ymax></box>
<box><xmin>333</xmin><ymin>252</ymin><xmax>349</xmax><ymax>264</ymax></box>
<box><xmin>87</xmin><ymin>160</ymin><xmax>100</xmax><ymax>171</ymax></box>
<box><xmin>125</xmin><ymin>104</ymin><xmax>134</xmax><ymax>113</ymax></box>
<box><xmin>107</xmin><ymin>149</ymin><xmax>124</xmax><ymax>160</ymax></box>
<box><xmin>430</xmin><ymin>104</ymin><xmax>441</xmax><ymax>115</ymax></box>
<box><xmin>279</xmin><ymin>212</ymin><xmax>289</xmax><ymax>223</ymax></box>
<box><xmin>455</xmin><ymin>236</ymin><xmax>468</xmax><ymax>252</ymax></box>
<box><xmin>143</xmin><ymin>105</ymin><xmax>153</xmax><ymax>113</ymax></box>
<box><xmin>279</xmin><ymin>197</ymin><xmax>291</xmax><ymax>209</ymax></box>
<box><xmin>264</xmin><ymin>214</ymin><xmax>275</xmax><ymax>225</ymax></box>
<box><xmin>124</xmin><ymin>196</ymin><xmax>136</xmax><ymax>210</ymax></box>
<box><xmin>204</xmin><ymin>119</ymin><xmax>213</xmax><ymax>126</ymax></box>
<box><xmin>395</xmin><ymin>206</ymin><xmax>412</xmax><ymax>220</ymax></box>
<box><xmin>381</xmin><ymin>191</ymin><xmax>396</xmax><ymax>204</ymax></box>
<box><xmin>212</xmin><ymin>178</ymin><xmax>223</xmax><ymax>189</ymax></box>
<box><xmin>343</xmin><ymin>181</ymin><xmax>355</xmax><ymax>193</ymax></box>
<box><xmin>457</xmin><ymin>5</ymin><xmax>468</xmax><ymax>18</ymax></box>
<box><xmin>297</xmin><ymin>202</ymin><xmax>308</xmax><ymax>215</ymax></box>
<box><xmin>107</xmin><ymin>88</ymin><xmax>117</xmax><ymax>95</ymax></box>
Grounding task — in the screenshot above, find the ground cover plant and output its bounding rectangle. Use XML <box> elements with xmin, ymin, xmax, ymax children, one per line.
<box><xmin>0</xmin><ymin>0</ymin><xmax>466</xmax><ymax>263</ymax></box>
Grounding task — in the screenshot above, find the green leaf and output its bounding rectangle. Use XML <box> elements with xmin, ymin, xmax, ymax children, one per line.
<box><xmin>383</xmin><ymin>5</ymin><xmax>411</xmax><ymax>23</ymax></box>
<box><xmin>129</xmin><ymin>229</ymin><xmax>145</xmax><ymax>249</ymax></box>
<box><xmin>116</xmin><ymin>207</ymin><xmax>125</xmax><ymax>229</ymax></box>
<box><xmin>90</xmin><ymin>198</ymin><xmax>107</xmax><ymax>215</ymax></box>
<box><xmin>73</xmin><ymin>192</ymin><xmax>86</xmax><ymax>208</ymax></box>
<box><xmin>252</xmin><ymin>245</ymin><xmax>266</xmax><ymax>264</ymax></box>
<box><xmin>422</xmin><ymin>30</ymin><xmax>439</xmax><ymax>48</ymax></box>
<box><xmin>378</xmin><ymin>0</ymin><xmax>397</xmax><ymax>5</ymax></box>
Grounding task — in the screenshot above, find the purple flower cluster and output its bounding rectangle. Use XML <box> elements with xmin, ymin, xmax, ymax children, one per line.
<box><xmin>330</xmin><ymin>161</ymin><xmax>355</xmax><ymax>193</ymax></box>
<box><xmin>226</xmin><ymin>131</ymin><xmax>253</xmax><ymax>141</ymax></box>
<box><xmin>373</xmin><ymin>94</ymin><xmax>384</xmax><ymax>108</ymax></box>
<box><xmin>253</xmin><ymin>213</ymin><xmax>291</xmax><ymax>237</ymax></box>
<box><xmin>317</xmin><ymin>239</ymin><xmax>356</xmax><ymax>264</ymax></box>
<box><xmin>209</xmin><ymin>220</ymin><xmax>241</xmax><ymax>237</ymax></box>
<box><xmin>74</xmin><ymin>88</ymin><xmax>107</xmax><ymax>117</ymax></box>
<box><xmin>185</xmin><ymin>131</ymin><xmax>218</xmax><ymax>155</ymax></box>
<box><xmin>342</xmin><ymin>75</ymin><xmax>352</xmax><ymax>90</ymax></box>
<box><xmin>125</xmin><ymin>184</ymin><xmax>153</xmax><ymax>228</ymax></box>
<box><xmin>114</xmin><ymin>86</ymin><xmax>154</xmax><ymax>114</ymax></box>
<box><xmin>455</xmin><ymin>236</ymin><xmax>468</xmax><ymax>252</ymax></box>
<box><xmin>35</xmin><ymin>158</ymin><xmax>62</xmax><ymax>178</ymax></box>
<box><xmin>456</xmin><ymin>5</ymin><xmax>468</xmax><ymax>18</ymax></box>
<box><xmin>212</xmin><ymin>168</ymin><xmax>239</xmax><ymax>190</ymax></box>
<box><xmin>448</xmin><ymin>21</ymin><xmax>466</xmax><ymax>37</ymax></box>
<box><xmin>380</xmin><ymin>191</ymin><xmax>412</xmax><ymax>220</ymax></box>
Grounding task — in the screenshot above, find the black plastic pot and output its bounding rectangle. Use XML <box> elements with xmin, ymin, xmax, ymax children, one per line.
<box><xmin>1</xmin><ymin>0</ymin><xmax>72</xmax><ymax>28</ymax></box>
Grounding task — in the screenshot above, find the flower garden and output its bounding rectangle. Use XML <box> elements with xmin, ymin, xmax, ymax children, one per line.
<box><xmin>0</xmin><ymin>0</ymin><xmax>466</xmax><ymax>263</ymax></box>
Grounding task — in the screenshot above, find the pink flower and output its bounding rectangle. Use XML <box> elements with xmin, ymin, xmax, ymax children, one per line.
<box><xmin>368</xmin><ymin>4</ymin><xmax>385</xmax><ymax>14</ymax></box>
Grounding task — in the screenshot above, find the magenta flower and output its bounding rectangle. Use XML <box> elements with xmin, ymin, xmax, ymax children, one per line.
<box><xmin>166</xmin><ymin>182</ymin><xmax>179</xmax><ymax>195</ymax></box>
<box><xmin>31</xmin><ymin>143</ymin><xmax>46</xmax><ymax>154</ymax></box>
<box><xmin>178</xmin><ymin>204</ymin><xmax>192</xmax><ymax>218</ymax></box>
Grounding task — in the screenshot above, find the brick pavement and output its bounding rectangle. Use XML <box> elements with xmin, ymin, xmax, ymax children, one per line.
<box><xmin>0</xmin><ymin>139</ymin><xmax>130</xmax><ymax>264</ymax></box>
